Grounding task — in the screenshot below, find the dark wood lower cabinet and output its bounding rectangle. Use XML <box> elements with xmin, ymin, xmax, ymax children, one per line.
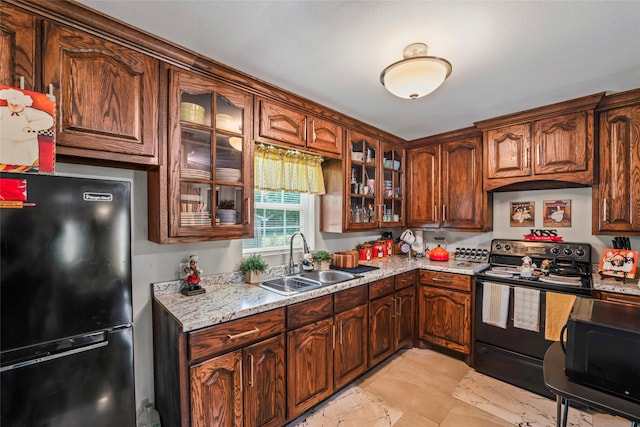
<box><xmin>334</xmin><ymin>304</ymin><xmax>368</xmax><ymax>389</ymax></box>
<box><xmin>190</xmin><ymin>350</ymin><xmax>243</xmax><ymax>427</ymax></box>
<box><xmin>154</xmin><ymin>270</ymin><xmax>443</xmax><ymax>426</ymax></box>
<box><xmin>369</xmin><ymin>273</ymin><xmax>416</xmax><ymax>368</ymax></box>
<box><xmin>287</xmin><ymin>318</ymin><xmax>334</xmax><ymax>418</ymax></box>
<box><xmin>417</xmin><ymin>269</ymin><xmax>472</xmax><ymax>357</ymax></box>
<box><xmin>394</xmin><ymin>286</ymin><xmax>416</xmax><ymax>350</ymax></box>
<box><xmin>244</xmin><ymin>336</ymin><xmax>286</xmax><ymax>427</ymax></box>
<box><xmin>369</xmin><ymin>294</ymin><xmax>395</xmax><ymax>367</ymax></box>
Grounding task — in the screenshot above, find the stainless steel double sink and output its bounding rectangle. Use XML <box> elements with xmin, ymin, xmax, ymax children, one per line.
<box><xmin>259</xmin><ymin>270</ymin><xmax>359</xmax><ymax>296</ymax></box>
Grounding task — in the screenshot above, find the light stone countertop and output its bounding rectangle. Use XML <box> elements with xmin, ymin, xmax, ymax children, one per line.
<box><xmin>152</xmin><ymin>255</ymin><xmax>640</xmax><ymax>333</ymax></box>
<box><xmin>593</xmin><ymin>274</ymin><xmax>640</xmax><ymax>296</ymax></box>
<box><xmin>152</xmin><ymin>256</ymin><xmax>489</xmax><ymax>332</ymax></box>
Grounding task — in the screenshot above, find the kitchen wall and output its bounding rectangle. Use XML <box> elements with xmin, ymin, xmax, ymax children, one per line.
<box><xmin>55</xmin><ymin>162</ymin><xmax>639</xmax><ymax>414</ymax></box>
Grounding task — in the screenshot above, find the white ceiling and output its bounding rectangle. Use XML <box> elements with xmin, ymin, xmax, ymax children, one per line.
<box><xmin>78</xmin><ymin>1</ymin><xmax>640</xmax><ymax>141</ymax></box>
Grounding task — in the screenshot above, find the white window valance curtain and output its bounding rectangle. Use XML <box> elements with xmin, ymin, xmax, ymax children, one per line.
<box><xmin>254</xmin><ymin>144</ymin><xmax>326</xmax><ymax>195</ymax></box>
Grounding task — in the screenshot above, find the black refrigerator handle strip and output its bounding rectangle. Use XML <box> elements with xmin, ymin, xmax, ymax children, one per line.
<box><xmin>0</xmin><ymin>341</ymin><xmax>109</xmax><ymax>373</ymax></box>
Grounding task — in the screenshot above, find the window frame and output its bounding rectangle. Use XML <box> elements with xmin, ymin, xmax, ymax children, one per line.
<box><xmin>242</xmin><ymin>190</ymin><xmax>315</xmax><ymax>256</ymax></box>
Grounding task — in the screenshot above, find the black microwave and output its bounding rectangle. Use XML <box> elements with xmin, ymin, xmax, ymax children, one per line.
<box><xmin>563</xmin><ymin>297</ymin><xmax>640</xmax><ymax>403</ymax></box>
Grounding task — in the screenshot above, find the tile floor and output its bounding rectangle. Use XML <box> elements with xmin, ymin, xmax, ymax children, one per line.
<box><xmin>286</xmin><ymin>348</ymin><xmax>632</xmax><ymax>427</ymax></box>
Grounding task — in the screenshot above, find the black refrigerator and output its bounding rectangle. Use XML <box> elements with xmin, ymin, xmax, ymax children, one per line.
<box><xmin>0</xmin><ymin>173</ymin><xmax>135</xmax><ymax>427</ymax></box>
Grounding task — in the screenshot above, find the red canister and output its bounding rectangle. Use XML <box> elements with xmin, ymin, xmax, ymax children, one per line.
<box><xmin>372</xmin><ymin>241</ymin><xmax>385</xmax><ymax>258</ymax></box>
<box><xmin>358</xmin><ymin>244</ymin><xmax>372</xmax><ymax>261</ymax></box>
<box><xmin>384</xmin><ymin>239</ymin><xmax>394</xmax><ymax>256</ymax></box>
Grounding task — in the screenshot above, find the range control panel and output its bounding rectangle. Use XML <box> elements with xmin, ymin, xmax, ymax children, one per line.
<box><xmin>454</xmin><ymin>247</ymin><xmax>489</xmax><ymax>263</ymax></box>
<box><xmin>489</xmin><ymin>239</ymin><xmax>591</xmax><ymax>262</ymax></box>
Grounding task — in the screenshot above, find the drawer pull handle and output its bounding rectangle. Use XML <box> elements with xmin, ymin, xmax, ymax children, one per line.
<box><xmin>432</xmin><ymin>278</ymin><xmax>451</xmax><ymax>283</ymax></box>
<box><xmin>227</xmin><ymin>327</ymin><xmax>260</xmax><ymax>340</ymax></box>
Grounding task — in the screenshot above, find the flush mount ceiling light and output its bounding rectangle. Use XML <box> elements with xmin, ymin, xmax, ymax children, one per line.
<box><xmin>380</xmin><ymin>42</ymin><xmax>452</xmax><ymax>100</ymax></box>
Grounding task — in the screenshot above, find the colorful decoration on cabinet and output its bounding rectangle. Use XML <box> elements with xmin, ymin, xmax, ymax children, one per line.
<box><xmin>0</xmin><ymin>84</ymin><xmax>56</xmax><ymax>174</ymax></box>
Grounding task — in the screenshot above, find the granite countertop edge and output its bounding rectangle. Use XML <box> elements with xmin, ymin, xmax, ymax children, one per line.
<box><xmin>153</xmin><ymin>256</ymin><xmax>640</xmax><ymax>332</ymax></box>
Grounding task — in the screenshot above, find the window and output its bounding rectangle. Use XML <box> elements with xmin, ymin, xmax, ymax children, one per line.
<box><xmin>242</xmin><ymin>190</ymin><xmax>315</xmax><ymax>254</ymax></box>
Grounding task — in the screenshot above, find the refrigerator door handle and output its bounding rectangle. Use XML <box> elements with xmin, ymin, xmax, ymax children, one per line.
<box><xmin>0</xmin><ymin>340</ymin><xmax>108</xmax><ymax>373</ymax></box>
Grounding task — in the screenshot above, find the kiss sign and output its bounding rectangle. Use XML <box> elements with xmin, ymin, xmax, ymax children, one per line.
<box><xmin>523</xmin><ymin>229</ymin><xmax>563</xmax><ymax>242</ymax></box>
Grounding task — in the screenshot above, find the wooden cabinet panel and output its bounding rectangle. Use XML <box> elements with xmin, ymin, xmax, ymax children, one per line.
<box><xmin>243</xmin><ymin>335</ymin><xmax>286</xmax><ymax>427</ymax></box>
<box><xmin>189</xmin><ymin>309</ymin><xmax>284</xmax><ymax>362</ymax></box>
<box><xmin>478</xmin><ymin>93</ymin><xmax>603</xmax><ymax>191</ymax></box>
<box><xmin>418</xmin><ymin>286</ymin><xmax>471</xmax><ymax>354</ymax></box>
<box><xmin>533</xmin><ymin>111</ymin><xmax>589</xmax><ymax>175</ymax></box>
<box><xmin>441</xmin><ymin>137</ymin><xmax>484</xmax><ymax>229</ymax></box>
<box><xmin>485</xmin><ymin>123</ymin><xmax>531</xmax><ymax>180</ymax></box>
<box><xmin>334</xmin><ymin>285</ymin><xmax>368</xmax><ymax>313</ymax></box>
<box><xmin>334</xmin><ymin>304</ymin><xmax>368</xmax><ymax>389</ymax></box>
<box><xmin>287</xmin><ymin>295</ymin><xmax>333</xmax><ymax>329</ymax></box>
<box><xmin>593</xmin><ymin>90</ymin><xmax>640</xmax><ymax>234</ymax></box>
<box><xmin>0</xmin><ymin>3</ymin><xmax>37</xmax><ymax>90</ymax></box>
<box><xmin>369</xmin><ymin>276</ymin><xmax>395</xmax><ymax>300</ymax></box>
<box><xmin>42</xmin><ymin>22</ymin><xmax>159</xmax><ymax>164</ymax></box>
<box><xmin>287</xmin><ymin>318</ymin><xmax>334</xmax><ymax>418</ymax></box>
<box><xmin>407</xmin><ymin>145</ymin><xmax>439</xmax><ymax>227</ymax></box>
<box><xmin>190</xmin><ymin>350</ymin><xmax>243</xmax><ymax>427</ymax></box>
<box><xmin>594</xmin><ymin>291</ymin><xmax>640</xmax><ymax>307</ymax></box>
<box><xmin>306</xmin><ymin>115</ymin><xmax>342</xmax><ymax>155</ymax></box>
<box><xmin>256</xmin><ymin>98</ymin><xmax>342</xmax><ymax>156</ymax></box>
<box><xmin>258</xmin><ymin>99</ymin><xmax>306</xmax><ymax>147</ymax></box>
<box><xmin>407</xmin><ymin>129</ymin><xmax>489</xmax><ymax>231</ymax></box>
<box><xmin>368</xmin><ymin>295</ymin><xmax>394</xmax><ymax>367</ymax></box>
<box><xmin>419</xmin><ymin>269</ymin><xmax>471</xmax><ymax>292</ymax></box>
<box><xmin>394</xmin><ymin>286</ymin><xmax>415</xmax><ymax>350</ymax></box>
<box><xmin>395</xmin><ymin>270</ymin><xmax>416</xmax><ymax>290</ymax></box>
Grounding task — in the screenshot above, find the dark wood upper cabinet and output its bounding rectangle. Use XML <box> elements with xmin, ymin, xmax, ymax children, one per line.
<box><xmin>256</xmin><ymin>97</ymin><xmax>342</xmax><ymax>157</ymax></box>
<box><xmin>407</xmin><ymin>128</ymin><xmax>491</xmax><ymax>231</ymax></box>
<box><xmin>593</xmin><ymin>88</ymin><xmax>640</xmax><ymax>235</ymax></box>
<box><xmin>148</xmin><ymin>67</ymin><xmax>254</xmax><ymax>243</ymax></box>
<box><xmin>476</xmin><ymin>92</ymin><xmax>604</xmax><ymax>191</ymax></box>
<box><xmin>42</xmin><ymin>22</ymin><xmax>159</xmax><ymax>165</ymax></box>
<box><xmin>0</xmin><ymin>2</ymin><xmax>37</xmax><ymax>91</ymax></box>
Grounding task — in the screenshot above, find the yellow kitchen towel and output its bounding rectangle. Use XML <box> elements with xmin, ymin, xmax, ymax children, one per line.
<box><xmin>482</xmin><ymin>282</ymin><xmax>510</xmax><ymax>329</ymax></box>
<box><xmin>513</xmin><ymin>287</ymin><xmax>540</xmax><ymax>332</ymax></box>
<box><xmin>545</xmin><ymin>292</ymin><xmax>576</xmax><ymax>341</ymax></box>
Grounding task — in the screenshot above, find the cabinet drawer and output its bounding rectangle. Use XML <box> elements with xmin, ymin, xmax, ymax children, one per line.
<box><xmin>334</xmin><ymin>285</ymin><xmax>368</xmax><ymax>313</ymax></box>
<box><xmin>287</xmin><ymin>295</ymin><xmax>333</xmax><ymax>329</ymax></box>
<box><xmin>369</xmin><ymin>277</ymin><xmax>395</xmax><ymax>300</ymax></box>
<box><xmin>189</xmin><ymin>309</ymin><xmax>285</xmax><ymax>362</ymax></box>
<box><xmin>419</xmin><ymin>270</ymin><xmax>471</xmax><ymax>292</ymax></box>
<box><xmin>395</xmin><ymin>271</ymin><xmax>417</xmax><ymax>290</ymax></box>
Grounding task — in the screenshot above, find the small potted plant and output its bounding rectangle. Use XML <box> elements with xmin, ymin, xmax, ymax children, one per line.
<box><xmin>217</xmin><ymin>200</ymin><xmax>237</xmax><ymax>224</ymax></box>
<box><xmin>313</xmin><ymin>250</ymin><xmax>333</xmax><ymax>271</ymax></box>
<box><xmin>239</xmin><ymin>254</ymin><xmax>268</xmax><ymax>284</ymax></box>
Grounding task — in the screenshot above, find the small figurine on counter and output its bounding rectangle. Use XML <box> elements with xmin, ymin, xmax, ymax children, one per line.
<box><xmin>520</xmin><ymin>256</ymin><xmax>534</xmax><ymax>278</ymax></box>
<box><xmin>182</xmin><ymin>255</ymin><xmax>204</xmax><ymax>295</ymax></box>
<box><xmin>540</xmin><ymin>259</ymin><xmax>550</xmax><ymax>275</ymax></box>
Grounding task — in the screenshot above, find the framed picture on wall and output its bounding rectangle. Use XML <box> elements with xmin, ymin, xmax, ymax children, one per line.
<box><xmin>510</xmin><ymin>201</ymin><xmax>534</xmax><ymax>227</ymax></box>
<box><xmin>543</xmin><ymin>200</ymin><xmax>571</xmax><ymax>227</ymax></box>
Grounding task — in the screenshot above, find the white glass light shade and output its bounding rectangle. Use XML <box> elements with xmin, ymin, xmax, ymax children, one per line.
<box><xmin>380</xmin><ymin>43</ymin><xmax>452</xmax><ymax>100</ymax></box>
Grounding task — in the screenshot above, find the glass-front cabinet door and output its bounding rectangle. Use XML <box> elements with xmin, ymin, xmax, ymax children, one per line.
<box><xmin>381</xmin><ymin>143</ymin><xmax>404</xmax><ymax>226</ymax></box>
<box><xmin>347</xmin><ymin>130</ymin><xmax>380</xmax><ymax>230</ymax></box>
<box><xmin>168</xmin><ymin>70</ymin><xmax>253</xmax><ymax>239</ymax></box>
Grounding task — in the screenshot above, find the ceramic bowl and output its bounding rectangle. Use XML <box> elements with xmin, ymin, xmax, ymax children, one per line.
<box><xmin>180</xmin><ymin>102</ymin><xmax>205</xmax><ymax>124</ymax></box>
